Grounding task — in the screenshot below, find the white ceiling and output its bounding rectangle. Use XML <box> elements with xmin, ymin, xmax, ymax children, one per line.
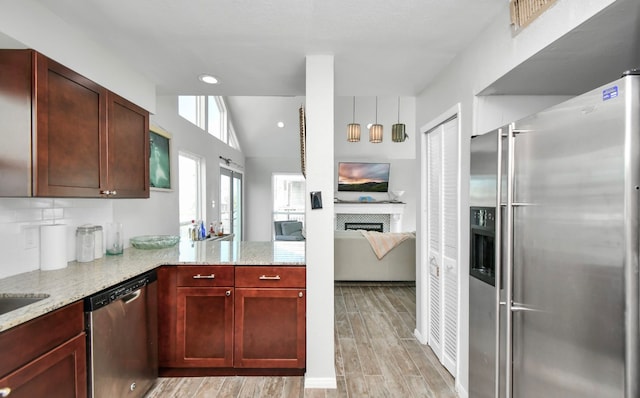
<box><xmin>33</xmin><ymin>0</ymin><xmax>506</xmax><ymax>97</ymax></box>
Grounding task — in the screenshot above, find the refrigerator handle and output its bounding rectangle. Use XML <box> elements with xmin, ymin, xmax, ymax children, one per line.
<box><xmin>494</xmin><ymin>127</ymin><xmax>504</xmax><ymax>398</ymax></box>
<box><xmin>504</xmin><ymin>124</ymin><xmax>516</xmax><ymax>398</ymax></box>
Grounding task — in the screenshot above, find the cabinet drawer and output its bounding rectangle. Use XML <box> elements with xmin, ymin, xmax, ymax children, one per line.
<box><xmin>176</xmin><ymin>266</ymin><xmax>234</xmax><ymax>287</ymax></box>
<box><xmin>0</xmin><ymin>301</ymin><xmax>84</xmax><ymax>377</ymax></box>
<box><xmin>235</xmin><ymin>266</ymin><xmax>305</xmax><ymax>288</ymax></box>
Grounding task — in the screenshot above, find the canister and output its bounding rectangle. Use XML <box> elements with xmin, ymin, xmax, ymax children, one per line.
<box><xmin>76</xmin><ymin>225</ymin><xmax>95</xmax><ymax>262</ymax></box>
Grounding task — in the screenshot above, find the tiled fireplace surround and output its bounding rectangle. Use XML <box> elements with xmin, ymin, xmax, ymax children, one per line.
<box><xmin>334</xmin><ymin>202</ymin><xmax>405</xmax><ymax>233</ymax></box>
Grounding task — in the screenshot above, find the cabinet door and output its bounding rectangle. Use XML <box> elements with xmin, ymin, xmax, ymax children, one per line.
<box><xmin>0</xmin><ymin>333</ymin><xmax>87</xmax><ymax>398</ymax></box>
<box><xmin>35</xmin><ymin>53</ymin><xmax>108</xmax><ymax>197</ymax></box>
<box><xmin>107</xmin><ymin>92</ymin><xmax>149</xmax><ymax>198</ymax></box>
<box><xmin>234</xmin><ymin>288</ymin><xmax>306</xmax><ymax>369</ymax></box>
<box><xmin>176</xmin><ymin>287</ymin><xmax>234</xmax><ymax>367</ymax></box>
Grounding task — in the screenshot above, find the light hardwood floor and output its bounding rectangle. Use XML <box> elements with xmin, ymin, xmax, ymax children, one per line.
<box><xmin>145</xmin><ymin>283</ymin><xmax>457</xmax><ymax>397</ymax></box>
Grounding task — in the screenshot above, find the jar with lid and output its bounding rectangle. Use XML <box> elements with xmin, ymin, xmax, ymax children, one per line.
<box><xmin>76</xmin><ymin>225</ymin><xmax>95</xmax><ymax>263</ymax></box>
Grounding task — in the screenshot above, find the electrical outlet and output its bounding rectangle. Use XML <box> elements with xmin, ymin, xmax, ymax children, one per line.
<box><xmin>23</xmin><ymin>226</ymin><xmax>38</xmax><ymax>249</ymax></box>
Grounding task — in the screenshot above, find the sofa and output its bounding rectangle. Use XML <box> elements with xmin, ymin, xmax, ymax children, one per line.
<box><xmin>274</xmin><ymin>221</ymin><xmax>305</xmax><ymax>241</ymax></box>
<box><xmin>334</xmin><ymin>230</ymin><xmax>416</xmax><ymax>281</ymax></box>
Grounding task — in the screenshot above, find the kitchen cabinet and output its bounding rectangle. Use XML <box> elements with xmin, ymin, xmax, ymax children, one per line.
<box><xmin>159</xmin><ymin>266</ymin><xmax>235</xmax><ymax>369</ymax></box>
<box><xmin>0</xmin><ymin>49</ymin><xmax>149</xmax><ymax>198</ymax></box>
<box><xmin>234</xmin><ymin>266</ymin><xmax>306</xmax><ymax>369</ymax></box>
<box><xmin>158</xmin><ymin>265</ymin><xmax>306</xmax><ymax>375</ymax></box>
<box><xmin>0</xmin><ymin>301</ymin><xmax>86</xmax><ymax>398</ymax></box>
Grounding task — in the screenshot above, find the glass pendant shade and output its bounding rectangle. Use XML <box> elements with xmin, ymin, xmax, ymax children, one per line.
<box><xmin>392</xmin><ymin>123</ymin><xmax>407</xmax><ymax>142</ymax></box>
<box><xmin>369</xmin><ymin>96</ymin><xmax>383</xmax><ymax>143</ymax></box>
<box><xmin>347</xmin><ymin>96</ymin><xmax>361</xmax><ymax>142</ymax></box>
<box><xmin>347</xmin><ymin>123</ymin><xmax>361</xmax><ymax>142</ymax></box>
<box><xmin>369</xmin><ymin>124</ymin><xmax>383</xmax><ymax>143</ymax></box>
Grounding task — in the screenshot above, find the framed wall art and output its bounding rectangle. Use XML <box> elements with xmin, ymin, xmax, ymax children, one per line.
<box><xmin>149</xmin><ymin>125</ymin><xmax>172</xmax><ymax>191</ymax></box>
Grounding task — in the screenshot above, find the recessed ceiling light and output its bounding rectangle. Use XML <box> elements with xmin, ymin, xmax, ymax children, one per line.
<box><xmin>199</xmin><ymin>74</ymin><xmax>219</xmax><ymax>84</ymax></box>
<box><xmin>277</xmin><ymin>121</ymin><xmax>285</xmax><ymax>128</ymax></box>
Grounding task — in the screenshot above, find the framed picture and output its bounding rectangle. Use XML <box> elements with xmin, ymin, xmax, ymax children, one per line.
<box><xmin>149</xmin><ymin>125</ymin><xmax>172</xmax><ymax>191</ymax></box>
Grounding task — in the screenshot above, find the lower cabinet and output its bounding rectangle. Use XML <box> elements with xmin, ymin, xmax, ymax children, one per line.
<box><xmin>0</xmin><ymin>334</ymin><xmax>86</xmax><ymax>398</ymax></box>
<box><xmin>0</xmin><ymin>301</ymin><xmax>86</xmax><ymax>398</ymax></box>
<box><xmin>158</xmin><ymin>264</ymin><xmax>306</xmax><ymax>375</ymax></box>
<box><xmin>234</xmin><ymin>288</ymin><xmax>306</xmax><ymax>369</ymax></box>
<box><xmin>176</xmin><ymin>286</ymin><xmax>234</xmax><ymax>367</ymax></box>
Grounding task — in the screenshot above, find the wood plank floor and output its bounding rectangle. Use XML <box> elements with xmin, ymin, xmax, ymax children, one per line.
<box><xmin>145</xmin><ymin>283</ymin><xmax>457</xmax><ymax>397</ymax></box>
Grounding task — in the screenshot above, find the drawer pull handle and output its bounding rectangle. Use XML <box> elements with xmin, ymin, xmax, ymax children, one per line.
<box><xmin>193</xmin><ymin>274</ymin><xmax>216</xmax><ymax>279</ymax></box>
<box><xmin>259</xmin><ymin>275</ymin><xmax>281</xmax><ymax>280</ymax></box>
<box><xmin>0</xmin><ymin>387</ymin><xmax>11</xmax><ymax>397</ymax></box>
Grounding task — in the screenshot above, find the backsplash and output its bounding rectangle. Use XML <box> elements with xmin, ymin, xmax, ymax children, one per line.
<box><xmin>0</xmin><ymin>198</ymin><xmax>113</xmax><ymax>279</ymax></box>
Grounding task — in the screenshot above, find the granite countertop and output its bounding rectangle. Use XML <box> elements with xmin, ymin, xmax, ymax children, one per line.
<box><xmin>0</xmin><ymin>240</ymin><xmax>305</xmax><ymax>332</ymax></box>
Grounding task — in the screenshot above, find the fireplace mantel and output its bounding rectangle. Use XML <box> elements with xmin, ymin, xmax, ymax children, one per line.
<box><xmin>334</xmin><ymin>201</ymin><xmax>405</xmax><ymax>232</ymax></box>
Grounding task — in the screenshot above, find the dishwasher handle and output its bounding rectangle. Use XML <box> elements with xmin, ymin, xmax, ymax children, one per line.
<box><xmin>121</xmin><ymin>290</ymin><xmax>142</xmax><ymax>304</ymax></box>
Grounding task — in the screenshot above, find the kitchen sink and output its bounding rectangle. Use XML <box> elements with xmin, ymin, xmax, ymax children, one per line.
<box><xmin>0</xmin><ymin>294</ymin><xmax>50</xmax><ymax>315</ymax></box>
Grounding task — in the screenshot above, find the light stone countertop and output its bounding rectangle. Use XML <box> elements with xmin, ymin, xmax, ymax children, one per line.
<box><xmin>0</xmin><ymin>240</ymin><xmax>305</xmax><ymax>332</ymax></box>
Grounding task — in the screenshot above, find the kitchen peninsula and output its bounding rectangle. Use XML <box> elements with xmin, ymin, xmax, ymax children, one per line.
<box><xmin>0</xmin><ymin>240</ymin><xmax>305</xmax><ymax>332</ymax></box>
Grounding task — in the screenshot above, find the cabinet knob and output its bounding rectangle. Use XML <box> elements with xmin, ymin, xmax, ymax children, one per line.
<box><xmin>226</xmin><ymin>290</ymin><xmax>231</xmax><ymax>297</ymax></box>
<box><xmin>111</xmin><ymin>190</ymin><xmax>117</xmax><ymax>196</ymax></box>
<box><xmin>298</xmin><ymin>292</ymin><xmax>303</xmax><ymax>298</ymax></box>
<box><xmin>0</xmin><ymin>387</ymin><xmax>11</xmax><ymax>397</ymax></box>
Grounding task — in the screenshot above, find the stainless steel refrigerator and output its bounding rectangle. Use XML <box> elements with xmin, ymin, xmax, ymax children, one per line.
<box><xmin>469</xmin><ymin>70</ymin><xmax>640</xmax><ymax>398</ymax></box>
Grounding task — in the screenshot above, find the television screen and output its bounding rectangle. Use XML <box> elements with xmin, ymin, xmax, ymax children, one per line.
<box><xmin>338</xmin><ymin>162</ymin><xmax>390</xmax><ymax>192</ymax></box>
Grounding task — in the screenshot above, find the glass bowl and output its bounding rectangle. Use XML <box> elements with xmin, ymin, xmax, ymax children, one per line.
<box><xmin>130</xmin><ymin>235</ymin><xmax>179</xmax><ymax>249</ymax></box>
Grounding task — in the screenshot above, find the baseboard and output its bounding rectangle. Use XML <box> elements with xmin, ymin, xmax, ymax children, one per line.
<box><xmin>414</xmin><ymin>328</ymin><xmax>428</xmax><ymax>345</ymax></box>
<box><xmin>304</xmin><ymin>376</ymin><xmax>337</xmax><ymax>389</ymax></box>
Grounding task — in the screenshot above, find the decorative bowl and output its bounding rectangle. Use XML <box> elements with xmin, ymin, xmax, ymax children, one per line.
<box><xmin>130</xmin><ymin>235</ymin><xmax>179</xmax><ymax>249</ymax></box>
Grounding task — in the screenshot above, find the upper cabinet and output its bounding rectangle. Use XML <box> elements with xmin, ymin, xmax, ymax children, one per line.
<box><xmin>0</xmin><ymin>49</ymin><xmax>149</xmax><ymax>198</ymax></box>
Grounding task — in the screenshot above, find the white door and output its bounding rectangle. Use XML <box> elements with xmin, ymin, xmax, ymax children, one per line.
<box><xmin>425</xmin><ymin>116</ymin><xmax>459</xmax><ymax>376</ymax></box>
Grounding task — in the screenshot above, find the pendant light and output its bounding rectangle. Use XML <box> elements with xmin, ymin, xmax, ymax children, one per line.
<box><xmin>392</xmin><ymin>97</ymin><xmax>408</xmax><ymax>142</ymax></box>
<box><xmin>347</xmin><ymin>96</ymin><xmax>361</xmax><ymax>142</ymax></box>
<box><xmin>369</xmin><ymin>96</ymin><xmax>383</xmax><ymax>143</ymax></box>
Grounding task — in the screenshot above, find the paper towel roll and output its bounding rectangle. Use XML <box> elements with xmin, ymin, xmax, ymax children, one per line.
<box><xmin>40</xmin><ymin>224</ymin><xmax>68</xmax><ymax>271</ymax></box>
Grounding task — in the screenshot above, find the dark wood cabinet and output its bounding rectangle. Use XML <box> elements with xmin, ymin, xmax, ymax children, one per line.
<box><xmin>159</xmin><ymin>266</ymin><xmax>234</xmax><ymax>369</ymax></box>
<box><xmin>234</xmin><ymin>266</ymin><xmax>306</xmax><ymax>369</ymax></box>
<box><xmin>158</xmin><ymin>265</ymin><xmax>306</xmax><ymax>375</ymax></box>
<box><xmin>0</xmin><ymin>301</ymin><xmax>86</xmax><ymax>398</ymax></box>
<box><xmin>176</xmin><ymin>287</ymin><xmax>234</xmax><ymax>367</ymax></box>
<box><xmin>0</xmin><ymin>49</ymin><xmax>149</xmax><ymax>198</ymax></box>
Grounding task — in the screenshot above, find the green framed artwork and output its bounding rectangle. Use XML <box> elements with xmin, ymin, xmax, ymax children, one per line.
<box><xmin>149</xmin><ymin>125</ymin><xmax>172</xmax><ymax>190</ymax></box>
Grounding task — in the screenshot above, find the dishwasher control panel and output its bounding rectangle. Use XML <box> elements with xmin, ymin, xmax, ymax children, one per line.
<box><xmin>84</xmin><ymin>270</ymin><xmax>157</xmax><ymax>311</ymax></box>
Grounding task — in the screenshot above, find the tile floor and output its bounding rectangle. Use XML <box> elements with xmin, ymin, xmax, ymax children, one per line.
<box><xmin>145</xmin><ymin>283</ymin><xmax>457</xmax><ymax>397</ymax></box>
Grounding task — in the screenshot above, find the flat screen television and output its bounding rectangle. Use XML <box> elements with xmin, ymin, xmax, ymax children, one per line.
<box><xmin>338</xmin><ymin>162</ymin><xmax>390</xmax><ymax>192</ymax></box>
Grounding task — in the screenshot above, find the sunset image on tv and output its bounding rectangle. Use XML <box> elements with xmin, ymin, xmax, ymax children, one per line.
<box><xmin>338</xmin><ymin>162</ymin><xmax>390</xmax><ymax>192</ymax></box>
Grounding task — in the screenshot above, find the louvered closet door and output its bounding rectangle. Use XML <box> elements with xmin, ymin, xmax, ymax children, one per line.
<box><xmin>427</xmin><ymin>128</ymin><xmax>442</xmax><ymax>357</ymax></box>
<box><xmin>426</xmin><ymin>116</ymin><xmax>459</xmax><ymax>377</ymax></box>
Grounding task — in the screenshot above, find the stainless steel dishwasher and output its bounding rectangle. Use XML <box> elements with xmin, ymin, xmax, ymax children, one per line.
<box><xmin>85</xmin><ymin>270</ymin><xmax>158</xmax><ymax>398</ymax></box>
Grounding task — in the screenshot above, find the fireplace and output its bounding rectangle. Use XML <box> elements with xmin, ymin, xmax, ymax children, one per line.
<box><xmin>344</xmin><ymin>222</ymin><xmax>384</xmax><ymax>232</ymax></box>
<box><xmin>334</xmin><ymin>201</ymin><xmax>405</xmax><ymax>233</ymax></box>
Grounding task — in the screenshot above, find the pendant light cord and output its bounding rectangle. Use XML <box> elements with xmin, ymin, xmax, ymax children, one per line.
<box><xmin>397</xmin><ymin>97</ymin><xmax>400</xmax><ymax>123</ymax></box>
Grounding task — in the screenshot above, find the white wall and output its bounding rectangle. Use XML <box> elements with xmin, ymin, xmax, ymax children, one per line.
<box><xmin>414</xmin><ymin>0</ymin><xmax>618</xmax><ymax>396</ymax></box>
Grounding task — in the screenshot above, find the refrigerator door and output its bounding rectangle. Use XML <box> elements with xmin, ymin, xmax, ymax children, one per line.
<box><xmin>509</xmin><ymin>79</ymin><xmax>630</xmax><ymax>397</ymax></box>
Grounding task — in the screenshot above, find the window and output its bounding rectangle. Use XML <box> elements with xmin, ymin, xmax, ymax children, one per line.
<box><xmin>220</xmin><ymin>167</ymin><xmax>242</xmax><ymax>240</ymax></box>
<box><xmin>179</xmin><ymin>152</ymin><xmax>205</xmax><ymax>238</ymax></box>
<box><xmin>272</xmin><ymin>174</ymin><xmax>305</xmax><ymax>233</ymax></box>
<box><xmin>178</xmin><ymin>95</ymin><xmax>240</xmax><ymax>150</ymax></box>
